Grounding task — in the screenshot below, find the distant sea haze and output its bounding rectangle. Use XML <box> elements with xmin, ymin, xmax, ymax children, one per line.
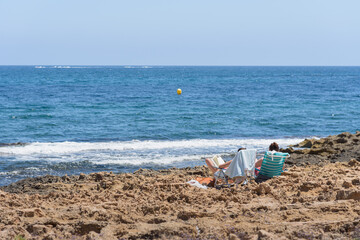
<box><xmin>0</xmin><ymin>66</ymin><xmax>359</xmax><ymax>185</ymax></box>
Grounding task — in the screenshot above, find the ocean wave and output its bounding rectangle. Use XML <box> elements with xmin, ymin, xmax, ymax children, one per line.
<box><xmin>0</xmin><ymin>138</ymin><xmax>303</xmax><ymax>155</ymax></box>
<box><xmin>0</xmin><ymin>138</ymin><xmax>305</xmax><ymax>166</ymax></box>
<box><xmin>0</xmin><ymin>167</ymin><xmax>41</xmax><ymax>176</ymax></box>
<box><xmin>35</xmin><ymin>66</ymin><xmax>94</xmax><ymax>69</ymax></box>
<box><xmin>124</xmin><ymin>66</ymin><xmax>152</xmax><ymax>69</ymax></box>
<box><xmin>35</xmin><ymin>66</ymin><xmax>71</xmax><ymax>69</ymax></box>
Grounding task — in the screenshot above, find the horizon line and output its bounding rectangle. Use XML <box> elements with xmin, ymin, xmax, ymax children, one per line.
<box><xmin>1</xmin><ymin>64</ymin><xmax>360</xmax><ymax>67</ymax></box>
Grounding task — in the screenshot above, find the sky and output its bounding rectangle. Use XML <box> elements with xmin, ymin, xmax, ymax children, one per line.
<box><xmin>1</xmin><ymin>0</ymin><xmax>360</xmax><ymax>66</ymax></box>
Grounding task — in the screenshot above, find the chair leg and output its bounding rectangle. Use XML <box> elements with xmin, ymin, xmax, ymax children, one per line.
<box><xmin>214</xmin><ymin>176</ymin><xmax>219</xmax><ymax>187</ymax></box>
<box><xmin>214</xmin><ymin>169</ymin><xmax>237</xmax><ymax>188</ymax></box>
<box><xmin>220</xmin><ymin>170</ymin><xmax>227</xmax><ymax>184</ymax></box>
<box><xmin>220</xmin><ymin>170</ymin><xmax>231</xmax><ymax>187</ymax></box>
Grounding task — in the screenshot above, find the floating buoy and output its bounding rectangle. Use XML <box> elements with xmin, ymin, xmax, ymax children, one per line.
<box><xmin>177</xmin><ymin>88</ymin><xmax>182</xmax><ymax>95</ymax></box>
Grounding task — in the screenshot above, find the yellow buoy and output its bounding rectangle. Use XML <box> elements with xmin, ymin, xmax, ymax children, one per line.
<box><xmin>177</xmin><ymin>88</ymin><xmax>182</xmax><ymax>95</ymax></box>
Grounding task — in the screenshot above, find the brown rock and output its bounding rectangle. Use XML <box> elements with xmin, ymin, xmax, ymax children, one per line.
<box><xmin>294</xmin><ymin>139</ymin><xmax>315</xmax><ymax>148</ymax></box>
<box><xmin>342</xmin><ymin>181</ymin><xmax>353</xmax><ymax>189</ymax></box>
<box><xmin>23</xmin><ymin>210</ymin><xmax>35</xmax><ymax>217</ymax></box>
<box><xmin>352</xmin><ymin>179</ymin><xmax>360</xmax><ymax>185</ymax></box>
<box><xmin>349</xmin><ymin>159</ymin><xmax>359</xmax><ymax>167</ymax></box>
<box><xmin>26</xmin><ymin>224</ymin><xmax>49</xmax><ymax>235</ymax></box>
<box><xmin>61</xmin><ymin>175</ymin><xmax>70</xmax><ymax>181</ymax></box>
<box><xmin>229</xmin><ymin>233</ymin><xmax>240</xmax><ymax>240</ymax></box>
<box><xmin>336</xmin><ymin>138</ymin><xmax>348</xmax><ymax>144</ymax></box>
<box><xmin>308</xmin><ymin>148</ymin><xmax>334</xmax><ymax>155</ymax></box>
<box><xmin>79</xmin><ymin>173</ymin><xmax>86</xmax><ymax>180</ymax></box>
<box><xmin>336</xmin><ymin>190</ymin><xmax>360</xmax><ymax>201</ymax></box>
<box><xmin>86</xmin><ymin>231</ymin><xmax>100</xmax><ymax>240</ymax></box>
<box><xmin>337</xmin><ymin>132</ymin><xmax>352</xmax><ymax>138</ymax></box>
<box><xmin>94</xmin><ymin>173</ymin><xmax>104</xmax><ymax>182</ymax></box>
<box><xmin>74</xmin><ymin>221</ymin><xmax>105</xmax><ymax>235</ymax></box>
<box><xmin>281</xmin><ymin>171</ymin><xmax>300</xmax><ymax>178</ymax></box>
<box><xmin>258</xmin><ymin>230</ymin><xmax>276</xmax><ymax>240</ymax></box>
<box><xmin>299</xmin><ymin>182</ymin><xmax>320</xmax><ymax>192</ymax></box>
<box><xmin>1</xmin><ymin>143</ymin><xmax>360</xmax><ymax>240</ymax></box>
<box><xmin>255</xmin><ymin>183</ymin><xmax>272</xmax><ymax>195</ymax></box>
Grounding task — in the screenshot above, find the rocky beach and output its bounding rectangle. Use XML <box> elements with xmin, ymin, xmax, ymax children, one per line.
<box><xmin>1</xmin><ymin>132</ymin><xmax>360</xmax><ymax>239</ymax></box>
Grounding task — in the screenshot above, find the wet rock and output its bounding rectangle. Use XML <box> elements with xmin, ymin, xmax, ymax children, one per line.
<box><xmin>280</xmin><ymin>147</ymin><xmax>294</xmax><ymax>154</ymax></box>
<box><xmin>292</xmin><ymin>139</ymin><xmax>315</xmax><ymax>148</ymax></box>
<box><xmin>0</xmin><ymin>142</ymin><xmax>27</xmax><ymax>147</ymax></box>
<box><xmin>281</xmin><ymin>131</ymin><xmax>360</xmax><ymax>166</ymax></box>
<box><xmin>308</xmin><ymin>148</ymin><xmax>335</xmax><ymax>155</ymax></box>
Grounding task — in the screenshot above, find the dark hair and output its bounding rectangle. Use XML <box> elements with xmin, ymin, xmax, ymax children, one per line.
<box><xmin>238</xmin><ymin>147</ymin><xmax>246</xmax><ymax>152</ymax></box>
<box><xmin>269</xmin><ymin>142</ymin><xmax>279</xmax><ymax>151</ymax></box>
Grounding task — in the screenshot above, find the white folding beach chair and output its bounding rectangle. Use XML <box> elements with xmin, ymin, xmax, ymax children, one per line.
<box><xmin>225</xmin><ymin>149</ymin><xmax>257</xmax><ymax>186</ymax></box>
<box><xmin>209</xmin><ymin>155</ymin><xmax>231</xmax><ymax>188</ymax></box>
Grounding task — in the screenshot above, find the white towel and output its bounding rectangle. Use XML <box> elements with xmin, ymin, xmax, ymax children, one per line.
<box><xmin>186</xmin><ymin>180</ymin><xmax>208</xmax><ymax>189</ymax></box>
<box><xmin>225</xmin><ymin>149</ymin><xmax>257</xmax><ymax>178</ymax></box>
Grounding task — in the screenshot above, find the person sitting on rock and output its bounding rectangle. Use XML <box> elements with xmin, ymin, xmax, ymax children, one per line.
<box><xmin>255</xmin><ymin>142</ymin><xmax>282</xmax><ymax>175</ymax></box>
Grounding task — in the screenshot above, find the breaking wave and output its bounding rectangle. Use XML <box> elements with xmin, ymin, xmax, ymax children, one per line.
<box><xmin>0</xmin><ymin>138</ymin><xmax>304</xmax><ymax>166</ymax></box>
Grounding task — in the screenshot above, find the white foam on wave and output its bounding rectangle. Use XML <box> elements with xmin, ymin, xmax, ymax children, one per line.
<box><xmin>34</xmin><ymin>66</ymin><xmax>94</xmax><ymax>69</ymax></box>
<box><xmin>91</xmin><ymin>154</ymin><xmax>205</xmax><ymax>165</ymax></box>
<box><xmin>35</xmin><ymin>66</ymin><xmax>155</xmax><ymax>69</ymax></box>
<box><xmin>0</xmin><ymin>170</ymin><xmax>20</xmax><ymax>175</ymax></box>
<box><xmin>124</xmin><ymin>66</ymin><xmax>152</xmax><ymax>69</ymax></box>
<box><xmin>0</xmin><ymin>138</ymin><xmax>305</xmax><ymax>165</ymax></box>
<box><xmin>0</xmin><ymin>138</ymin><xmax>303</xmax><ymax>155</ymax></box>
<box><xmin>0</xmin><ymin>167</ymin><xmax>41</xmax><ymax>176</ymax></box>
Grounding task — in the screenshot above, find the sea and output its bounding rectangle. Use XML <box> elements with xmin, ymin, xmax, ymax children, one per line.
<box><xmin>0</xmin><ymin>66</ymin><xmax>359</xmax><ymax>186</ymax></box>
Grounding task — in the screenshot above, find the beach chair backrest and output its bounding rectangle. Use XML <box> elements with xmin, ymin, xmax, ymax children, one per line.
<box><xmin>259</xmin><ymin>151</ymin><xmax>289</xmax><ymax>177</ymax></box>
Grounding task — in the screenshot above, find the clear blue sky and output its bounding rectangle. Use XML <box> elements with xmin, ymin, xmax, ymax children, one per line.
<box><xmin>1</xmin><ymin>0</ymin><xmax>359</xmax><ymax>65</ymax></box>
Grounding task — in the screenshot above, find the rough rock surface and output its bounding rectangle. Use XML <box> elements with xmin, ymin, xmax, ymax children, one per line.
<box><xmin>0</xmin><ymin>162</ymin><xmax>360</xmax><ymax>239</ymax></box>
<box><xmin>0</xmin><ymin>133</ymin><xmax>360</xmax><ymax>239</ymax></box>
<box><xmin>283</xmin><ymin>131</ymin><xmax>360</xmax><ymax>166</ymax></box>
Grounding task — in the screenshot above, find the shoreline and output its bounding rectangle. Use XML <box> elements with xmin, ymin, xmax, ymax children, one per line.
<box><xmin>0</xmin><ymin>132</ymin><xmax>360</xmax><ymax>239</ymax></box>
<box><xmin>0</xmin><ymin>136</ymin><xmax>306</xmax><ymax>187</ymax></box>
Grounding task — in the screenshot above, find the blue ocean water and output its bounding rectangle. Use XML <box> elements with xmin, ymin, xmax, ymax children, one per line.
<box><xmin>0</xmin><ymin>66</ymin><xmax>359</xmax><ymax>185</ymax></box>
